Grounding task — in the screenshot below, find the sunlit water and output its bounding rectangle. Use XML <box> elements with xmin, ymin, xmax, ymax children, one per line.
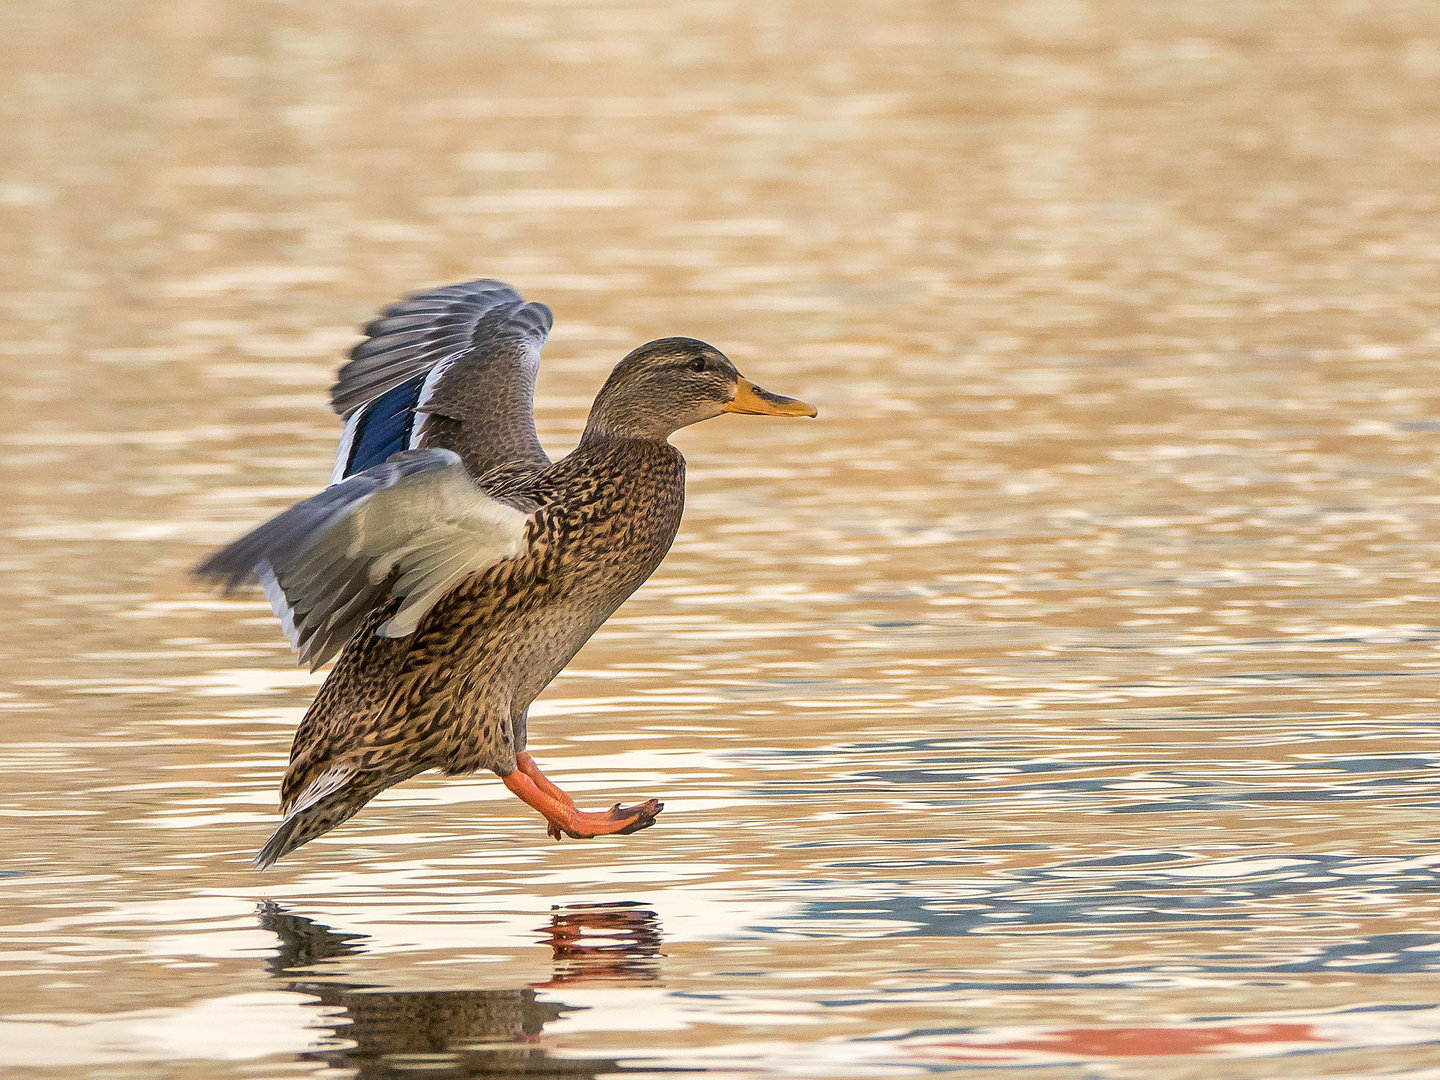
<box><xmin>4</xmin><ymin>1</ymin><xmax>1440</xmax><ymax>1077</ymax></box>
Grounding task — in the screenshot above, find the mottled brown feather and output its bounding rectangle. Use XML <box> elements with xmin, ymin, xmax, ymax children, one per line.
<box><xmin>271</xmin><ymin>439</ymin><xmax>685</xmax><ymax>854</ymax></box>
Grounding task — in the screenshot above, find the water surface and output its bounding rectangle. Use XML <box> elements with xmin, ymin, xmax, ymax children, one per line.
<box><xmin>5</xmin><ymin>1</ymin><xmax>1440</xmax><ymax>1076</ymax></box>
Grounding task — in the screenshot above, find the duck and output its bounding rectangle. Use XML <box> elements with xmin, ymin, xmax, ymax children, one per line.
<box><xmin>196</xmin><ymin>278</ymin><xmax>815</xmax><ymax>868</ymax></box>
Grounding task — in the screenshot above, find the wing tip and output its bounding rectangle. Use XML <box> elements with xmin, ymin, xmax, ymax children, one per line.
<box><xmin>514</xmin><ymin>301</ymin><xmax>553</xmax><ymax>339</ymax></box>
<box><xmin>191</xmin><ymin>549</ymin><xmax>256</xmax><ymax>594</ymax></box>
<box><xmin>330</xmin><ymin>278</ymin><xmax>539</xmax><ymax>417</ymax></box>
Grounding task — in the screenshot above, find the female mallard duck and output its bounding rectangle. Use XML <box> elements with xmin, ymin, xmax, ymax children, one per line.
<box><xmin>197</xmin><ymin>279</ymin><xmax>815</xmax><ymax>868</ymax></box>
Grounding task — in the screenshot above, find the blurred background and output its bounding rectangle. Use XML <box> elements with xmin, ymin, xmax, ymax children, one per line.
<box><xmin>5</xmin><ymin>1</ymin><xmax>1440</xmax><ymax>1077</ymax></box>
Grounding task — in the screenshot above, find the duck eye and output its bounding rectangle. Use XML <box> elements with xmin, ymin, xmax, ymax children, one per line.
<box><xmin>688</xmin><ymin>357</ymin><xmax>707</xmax><ymax>373</ymax></box>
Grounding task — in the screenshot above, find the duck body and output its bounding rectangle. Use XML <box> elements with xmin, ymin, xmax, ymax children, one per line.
<box><xmin>282</xmin><ymin>438</ymin><xmax>684</xmax><ymax>834</ymax></box>
<box><xmin>196</xmin><ymin>279</ymin><xmax>813</xmax><ymax>868</ymax></box>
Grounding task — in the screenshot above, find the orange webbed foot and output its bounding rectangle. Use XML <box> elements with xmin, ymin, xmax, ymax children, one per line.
<box><xmin>504</xmin><ymin>754</ymin><xmax>663</xmax><ymax>841</ymax></box>
<box><xmin>549</xmin><ymin>799</ymin><xmax>664</xmax><ymax>840</ymax></box>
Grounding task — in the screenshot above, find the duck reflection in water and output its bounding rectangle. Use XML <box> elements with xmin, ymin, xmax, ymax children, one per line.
<box><xmin>540</xmin><ymin>901</ymin><xmax>663</xmax><ymax>987</ymax></box>
<box><xmin>258</xmin><ymin>899</ymin><xmax>662</xmax><ymax>1078</ymax></box>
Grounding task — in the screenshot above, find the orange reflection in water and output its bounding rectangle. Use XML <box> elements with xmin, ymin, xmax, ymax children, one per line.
<box><xmin>922</xmin><ymin>1021</ymin><xmax>1330</xmax><ymax>1063</ymax></box>
<box><xmin>538</xmin><ymin>901</ymin><xmax>663</xmax><ymax>987</ymax></box>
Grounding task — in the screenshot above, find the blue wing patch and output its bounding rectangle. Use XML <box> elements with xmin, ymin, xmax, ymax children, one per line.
<box><xmin>336</xmin><ymin>373</ymin><xmax>427</xmax><ymax>480</ymax></box>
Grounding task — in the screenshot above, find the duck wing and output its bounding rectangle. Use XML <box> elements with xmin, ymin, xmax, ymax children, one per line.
<box><xmin>330</xmin><ymin>279</ymin><xmax>553</xmax><ymax>484</ymax></box>
<box><xmin>195</xmin><ymin>449</ymin><xmax>533</xmax><ymax>670</ymax></box>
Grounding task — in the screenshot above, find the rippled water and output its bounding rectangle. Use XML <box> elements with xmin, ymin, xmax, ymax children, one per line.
<box><xmin>5</xmin><ymin>1</ymin><xmax>1440</xmax><ymax>1076</ymax></box>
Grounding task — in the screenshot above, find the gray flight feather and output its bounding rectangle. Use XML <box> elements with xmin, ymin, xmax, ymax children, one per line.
<box><xmin>331</xmin><ymin>280</ymin><xmax>521</xmax><ymax>417</ymax></box>
<box><xmin>329</xmin><ymin>278</ymin><xmax>554</xmax><ymax>485</ymax></box>
<box><xmin>195</xmin><ymin>449</ymin><xmax>531</xmax><ymax>670</ymax></box>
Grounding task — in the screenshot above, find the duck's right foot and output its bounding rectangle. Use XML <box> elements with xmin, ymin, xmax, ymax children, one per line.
<box><xmin>502</xmin><ymin>756</ymin><xmax>663</xmax><ymax>841</ymax></box>
<box><xmin>548</xmin><ymin>799</ymin><xmax>663</xmax><ymax>840</ymax></box>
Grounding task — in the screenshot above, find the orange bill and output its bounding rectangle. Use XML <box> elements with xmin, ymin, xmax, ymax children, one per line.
<box><xmin>724</xmin><ymin>377</ymin><xmax>817</xmax><ymax>417</ymax></box>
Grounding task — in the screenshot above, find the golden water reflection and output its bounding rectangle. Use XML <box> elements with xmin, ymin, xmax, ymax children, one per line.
<box><xmin>5</xmin><ymin>0</ymin><xmax>1440</xmax><ymax>1076</ymax></box>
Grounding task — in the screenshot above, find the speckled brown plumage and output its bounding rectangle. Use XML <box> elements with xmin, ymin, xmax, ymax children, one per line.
<box><xmin>195</xmin><ymin>279</ymin><xmax>815</xmax><ymax>868</ymax></box>
<box><xmin>274</xmin><ymin>439</ymin><xmax>684</xmax><ymax>845</ymax></box>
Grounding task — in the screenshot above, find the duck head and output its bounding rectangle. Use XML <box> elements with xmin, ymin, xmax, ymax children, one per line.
<box><xmin>582</xmin><ymin>337</ymin><xmax>816</xmax><ymax>443</ymax></box>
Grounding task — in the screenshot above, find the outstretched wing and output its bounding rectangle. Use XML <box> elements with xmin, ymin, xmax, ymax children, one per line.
<box><xmin>195</xmin><ymin>449</ymin><xmax>531</xmax><ymax>670</ymax></box>
<box><xmin>330</xmin><ymin>279</ymin><xmax>553</xmax><ymax>484</ymax></box>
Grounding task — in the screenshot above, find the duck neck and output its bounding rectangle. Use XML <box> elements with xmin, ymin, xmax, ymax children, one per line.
<box><xmin>580</xmin><ymin>399</ymin><xmax>674</xmax><ymax>446</ymax></box>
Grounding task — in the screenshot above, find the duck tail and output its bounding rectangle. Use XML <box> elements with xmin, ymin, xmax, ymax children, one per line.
<box><xmin>254</xmin><ymin>767</ymin><xmax>374</xmax><ymax>870</ymax></box>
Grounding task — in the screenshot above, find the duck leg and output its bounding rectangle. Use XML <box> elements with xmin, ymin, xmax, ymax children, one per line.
<box><xmin>503</xmin><ymin>752</ymin><xmax>662</xmax><ymax>840</ymax></box>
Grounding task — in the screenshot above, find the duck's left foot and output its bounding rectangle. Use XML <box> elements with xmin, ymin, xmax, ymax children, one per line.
<box><xmin>502</xmin><ymin>754</ymin><xmax>663</xmax><ymax>841</ymax></box>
